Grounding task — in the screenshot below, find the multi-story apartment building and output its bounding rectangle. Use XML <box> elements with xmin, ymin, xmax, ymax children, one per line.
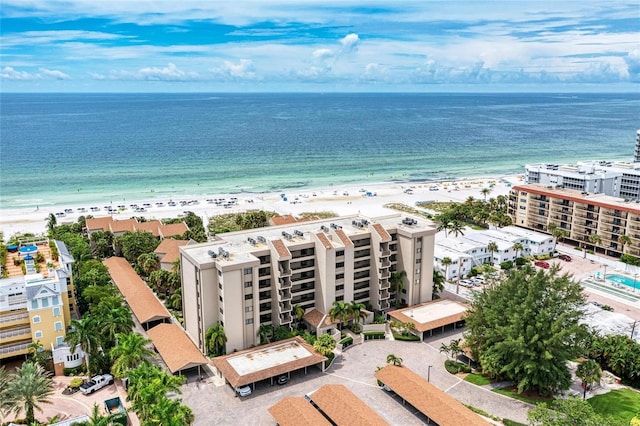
<box><xmin>0</xmin><ymin>240</ymin><xmax>82</xmax><ymax>373</ymax></box>
<box><xmin>180</xmin><ymin>214</ymin><xmax>436</xmax><ymax>354</ymax></box>
<box><xmin>524</xmin><ymin>130</ymin><xmax>640</xmax><ymax>200</ymax></box>
<box><xmin>508</xmin><ymin>184</ymin><xmax>640</xmax><ymax>258</ymax></box>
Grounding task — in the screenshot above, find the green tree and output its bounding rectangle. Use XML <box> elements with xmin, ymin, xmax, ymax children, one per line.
<box><xmin>575</xmin><ymin>359</ymin><xmax>601</xmax><ymax>400</ymax></box>
<box><xmin>313</xmin><ymin>334</ymin><xmax>336</xmax><ymax>356</ymax></box>
<box><xmin>389</xmin><ymin>270</ymin><xmax>407</xmax><ymax>308</ymax></box>
<box><xmin>74</xmin><ymin>403</ymin><xmax>128</xmax><ymax>426</ymax></box>
<box><xmin>110</xmin><ymin>332</ymin><xmax>155</xmax><ymax>379</ymax></box>
<box><xmin>618</xmin><ymin>234</ymin><xmax>632</xmax><ymax>254</ymax></box>
<box><xmin>89</xmin><ymin>230</ymin><xmax>114</xmax><ymax>258</ymax></box>
<box><xmin>464</xmin><ymin>265</ymin><xmax>588</xmax><ymax>396</ymax></box>
<box><xmin>589</xmin><ymin>234</ymin><xmax>601</xmax><ymax>253</ymax></box>
<box><xmin>513</xmin><ymin>242</ymin><xmax>524</xmax><ymax>259</ymax></box>
<box><xmin>146</xmin><ymin>396</ymin><xmax>194</xmax><ymax>426</ymax></box>
<box><xmin>440</xmin><ymin>257</ymin><xmax>452</xmax><ymax>281</ymax></box>
<box><xmin>205</xmin><ymin>322</ymin><xmax>227</xmax><ymax>357</ymax></box>
<box><xmin>65</xmin><ymin>317</ymin><xmax>101</xmax><ymax>375</ymax></box>
<box><xmin>486</xmin><ymin>241</ymin><xmax>499</xmax><ymax>265</ymax></box>
<box><xmin>293</xmin><ymin>303</ymin><xmax>305</xmax><ymax>329</ymax></box>
<box><xmin>480</xmin><ymin>187</ymin><xmax>492</xmax><ymax>202</ymax></box>
<box><xmin>349</xmin><ymin>301</ymin><xmax>368</xmax><ymax>327</ymax></box>
<box><xmin>257</xmin><ymin>323</ymin><xmax>273</xmax><ymax>345</ymax></box>
<box><xmin>329</xmin><ymin>300</ymin><xmax>350</xmax><ymax>330</ymax></box>
<box><xmin>528</xmin><ymin>397</ymin><xmax>627</xmax><ymax>426</ymax></box>
<box><xmin>432</xmin><ymin>270</ymin><xmax>445</xmax><ymax>300</ymax></box>
<box><xmin>115</xmin><ymin>230</ymin><xmax>160</xmax><ymax>263</ymax></box>
<box><xmin>449</xmin><ymin>221</ymin><xmax>465</xmax><ymax>237</ymax></box>
<box><xmin>27</xmin><ymin>340</ymin><xmax>52</xmax><ymax>372</ymax></box>
<box><xmin>137</xmin><ymin>252</ymin><xmax>159</xmax><ymax>277</ymax></box>
<box><xmin>386</xmin><ymin>353</ymin><xmax>403</xmax><ymax>366</ymax></box>
<box><xmin>4</xmin><ymin>362</ymin><xmax>54</xmax><ymax>425</ymax></box>
<box><xmin>126</xmin><ymin>362</ymin><xmax>185</xmax><ymax>424</ymax></box>
<box><xmin>46</xmin><ymin>213</ymin><xmax>57</xmax><ymax>234</ymax></box>
<box><xmin>95</xmin><ymin>305</ymin><xmax>135</xmax><ymax>349</ymax></box>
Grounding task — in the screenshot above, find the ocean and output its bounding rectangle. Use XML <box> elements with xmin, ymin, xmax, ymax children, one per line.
<box><xmin>1</xmin><ymin>92</ymin><xmax>638</xmax><ymax>210</ymax></box>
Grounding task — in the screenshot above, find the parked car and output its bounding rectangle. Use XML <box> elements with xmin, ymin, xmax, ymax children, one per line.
<box><xmin>80</xmin><ymin>374</ymin><xmax>113</xmax><ymax>395</ymax></box>
<box><xmin>534</xmin><ymin>260</ymin><xmax>550</xmax><ymax>269</ymax></box>
<box><xmin>236</xmin><ymin>385</ymin><xmax>252</xmax><ymax>397</ymax></box>
<box><xmin>276</xmin><ymin>375</ymin><xmax>289</xmax><ymax>385</ymax></box>
<box><xmin>558</xmin><ymin>254</ymin><xmax>572</xmax><ymax>262</ymax></box>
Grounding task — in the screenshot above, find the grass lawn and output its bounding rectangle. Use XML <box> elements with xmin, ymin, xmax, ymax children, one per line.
<box><xmin>493</xmin><ymin>386</ymin><xmax>553</xmax><ymax>406</ymax></box>
<box><xmin>588</xmin><ymin>389</ymin><xmax>640</xmax><ymax>424</ymax></box>
<box><xmin>465</xmin><ymin>373</ymin><xmax>491</xmax><ymax>386</ymax></box>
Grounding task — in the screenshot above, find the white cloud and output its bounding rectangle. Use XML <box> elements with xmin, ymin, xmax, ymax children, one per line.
<box><xmin>209</xmin><ymin>59</ymin><xmax>256</xmax><ymax>80</ymax></box>
<box><xmin>88</xmin><ymin>72</ymin><xmax>106</xmax><ymax>80</ymax></box>
<box><xmin>340</xmin><ymin>33</ymin><xmax>360</xmax><ymax>54</ymax></box>
<box><xmin>312</xmin><ymin>49</ymin><xmax>333</xmax><ymax>60</ymax></box>
<box><xmin>624</xmin><ymin>49</ymin><xmax>640</xmax><ymax>81</ymax></box>
<box><xmin>39</xmin><ymin>67</ymin><xmax>70</xmax><ymax>80</ymax></box>
<box><xmin>138</xmin><ymin>62</ymin><xmax>200</xmax><ymax>81</ymax></box>
<box><xmin>0</xmin><ymin>66</ymin><xmax>39</xmax><ymax>80</ymax></box>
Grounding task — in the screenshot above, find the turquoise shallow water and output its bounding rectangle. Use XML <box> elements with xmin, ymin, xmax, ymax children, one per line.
<box><xmin>1</xmin><ymin>93</ymin><xmax>638</xmax><ymax>209</ymax></box>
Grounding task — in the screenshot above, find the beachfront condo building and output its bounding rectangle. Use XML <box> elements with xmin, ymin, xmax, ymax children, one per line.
<box><xmin>524</xmin><ymin>130</ymin><xmax>640</xmax><ymax>200</ymax></box>
<box><xmin>434</xmin><ymin>227</ymin><xmax>556</xmax><ymax>280</ymax></box>
<box><xmin>508</xmin><ymin>184</ymin><xmax>640</xmax><ymax>258</ymax></box>
<box><xmin>0</xmin><ymin>240</ymin><xmax>83</xmax><ymax>374</ymax></box>
<box><xmin>180</xmin><ymin>214</ymin><xmax>436</xmax><ymax>354</ymax></box>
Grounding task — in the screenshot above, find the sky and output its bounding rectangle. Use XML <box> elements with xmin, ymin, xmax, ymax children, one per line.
<box><xmin>1</xmin><ymin>1</ymin><xmax>639</xmax><ymax>92</ymax></box>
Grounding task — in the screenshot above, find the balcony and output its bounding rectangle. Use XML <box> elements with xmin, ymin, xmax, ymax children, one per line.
<box><xmin>279</xmin><ymin>300</ymin><xmax>292</xmax><ymax>313</ymax></box>
<box><xmin>279</xmin><ymin>312</ymin><xmax>292</xmax><ymax>324</ymax></box>
<box><xmin>0</xmin><ymin>339</ymin><xmax>32</xmax><ymax>357</ymax></box>
<box><xmin>379</xmin><ymin>289</ymin><xmax>390</xmax><ymax>299</ymax></box>
<box><xmin>379</xmin><ymin>279</ymin><xmax>390</xmax><ymax>289</ymax></box>
<box><xmin>379</xmin><ymin>270</ymin><xmax>390</xmax><ymax>279</ymax></box>
<box><xmin>380</xmin><ymin>249</ymin><xmax>391</xmax><ymax>258</ymax></box>
<box><xmin>279</xmin><ymin>277</ymin><xmax>292</xmax><ymax>289</ymax></box>
<box><xmin>381</xmin><ymin>259</ymin><xmax>391</xmax><ymax>268</ymax></box>
<box><xmin>0</xmin><ymin>326</ymin><xmax>32</xmax><ymax>344</ymax></box>
<box><xmin>0</xmin><ymin>312</ymin><xmax>29</xmax><ymax>327</ymax></box>
<box><xmin>278</xmin><ymin>288</ymin><xmax>291</xmax><ymax>300</ymax></box>
<box><xmin>378</xmin><ymin>300</ymin><xmax>390</xmax><ymax>310</ymax></box>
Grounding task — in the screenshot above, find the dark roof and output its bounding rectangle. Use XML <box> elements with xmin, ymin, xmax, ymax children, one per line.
<box><xmin>375</xmin><ymin>365</ymin><xmax>489</xmax><ymax>426</ymax></box>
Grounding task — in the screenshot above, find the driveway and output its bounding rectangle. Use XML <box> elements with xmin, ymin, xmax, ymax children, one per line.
<box><xmin>182</xmin><ymin>332</ymin><xmax>532</xmax><ymax>425</ymax></box>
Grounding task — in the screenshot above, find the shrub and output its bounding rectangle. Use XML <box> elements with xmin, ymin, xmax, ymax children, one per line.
<box><xmin>373</xmin><ymin>314</ymin><xmax>386</xmax><ymax>324</ymax></box>
<box><xmin>601</xmin><ymin>305</ymin><xmax>614</xmax><ymax>312</ymax></box>
<box><xmin>500</xmin><ymin>261</ymin><xmax>513</xmax><ymax>270</ymax></box>
<box><xmin>339</xmin><ymin>336</ymin><xmax>353</xmax><ymax>348</ymax></box>
<box><xmin>63</xmin><ymin>366</ymin><xmax>84</xmax><ymax>376</ymax></box>
<box><xmin>363</xmin><ymin>331</ymin><xmax>386</xmax><ymax>340</ymax></box>
<box><xmin>444</xmin><ymin>359</ymin><xmax>460</xmax><ymax>374</ymax></box>
<box><xmin>69</xmin><ymin>378</ymin><xmax>83</xmax><ymax>389</ymax></box>
<box><xmin>393</xmin><ymin>333</ymin><xmax>420</xmax><ymax>341</ymax></box>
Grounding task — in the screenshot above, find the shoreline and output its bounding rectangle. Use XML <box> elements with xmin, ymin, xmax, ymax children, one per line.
<box><xmin>0</xmin><ymin>174</ymin><xmax>522</xmax><ymax>240</ymax></box>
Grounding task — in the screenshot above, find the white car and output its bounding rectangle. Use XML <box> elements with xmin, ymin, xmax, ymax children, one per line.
<box><xmin>236</xmin><ymin>385</ymin><xmax>251</xmax><ymax>397</ymax></box>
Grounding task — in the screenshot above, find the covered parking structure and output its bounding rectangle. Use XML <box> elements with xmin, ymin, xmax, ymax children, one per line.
<box><xmin>305</xmin><ymin>384</ymin><xmax>389</xmax><ymax>426</ymax></box>
<box><xmin>146</xmin><ymin>323</ymin><xmax>209</xmax><ymax>376</ymax></box>
<box><xmin>388</xmin><ymin>298</ymin><xmax>468</xmax><ymax>339</ymax></box>
<box><xmin>375</xmin><ymin>365</ymin><xmax>490</xmax><ymax>425</ymax></box>
<box><xmin>103</xmin><ymin>257</ymin><xmax>171</xmax><ymax>330</ymax></box>
<box><xmin>268</xmin><ymin>396</ymin><xmax>332</xmax><ymax>426</ymax></box>
<box><xmin>212</xmin><ymin>337</ymin><xmax>326</xmax><ymax>391</ymax></box>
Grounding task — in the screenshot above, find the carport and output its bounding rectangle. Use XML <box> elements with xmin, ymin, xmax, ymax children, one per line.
<box><xmin>211</xmin><ymin>336</ymin><xmax>327</xmax><ymax>392</ymax></box>
<box><xmin>306</xmin><ymin>384</ymin><xmax>389</xmax><ymax>426</ymax></box>
<box><xmin>268</xmin><ymin>397</ymin><xmax>331</xmax><ymax>426</ymax></box>
<box><xmin>388</xmin><ymin>298</ymin><xmax>468</xmax><ymax>339</ymax></box>
<box><xmin>103</xmin><ymin>257</ymin><xmax>172</xmax><ymax>330</ymax></box>
<box><xmin>375</xmin><ymin>365</ymin><xmax>490</xmax><ymax>425</ymax></box>
<box><xmin>146</xmin><ymin>323</ymin><xmax>209</xmax><ymax>376</ymax></box>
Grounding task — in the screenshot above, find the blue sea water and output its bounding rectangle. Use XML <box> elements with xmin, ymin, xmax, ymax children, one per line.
<box><xmin>1</xmin><ymin>92</ymin><xmax>639</xmax><ymax>210</ymax></box>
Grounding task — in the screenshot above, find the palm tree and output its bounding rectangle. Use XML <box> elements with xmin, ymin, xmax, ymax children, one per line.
<box><xmin>480</xmin><ymin>187</ymin><xmax>492</xmax><ymax>202</ymax></box>
<box><xmin>65</xmin><ymin>317</ymin><xmax>100</xmax><ymax>375</ymax></box>
<box><xmin>512</xmin><ymin>242</ymin><xmax>524</xmax><ymax>259</ymax></box>
<box><xmin>619</xmin><ymin>234</ymin><xmax>632</xmax><ymax>255</ymax></box>
<box><xmin>74</xmin><ymin>403</ymin><xmax>128</xmax><ymax>426</ymax></box>
<box><xmin>4</xmin><ymin>362</ymin><xmax>54</xmax><ymax>425</ymax></box>
<box><xmin>205</xmin><ymin>322</ymin><xmax>227</xmax><ymax>357</ymax></box>
<box><xmin>449</xmin><ymin>339</ymin><xmax>463</xmax><ymax>361</ymax></box>
<box><xmin>432</xmin><ymin>270</ymin><xmax>445</xmax><ymax>300</ymax></box>
<box><xmin>46</xmin><ymin>213</ymin><xmax>57</xmax><ymax>234</ymax></box>
<box><xmin>589</xmin><ymin>234</ymin><xmax>601</xmax><ymax>254</ymax></box>
<box><xmin>449</xmin><ymin>221</ymin><xmax>465</xmax><ymax>237</ymax></box>
<box><xmin>349</xmin><ymin>301</ymin><xmax>368</xmax><ymax>327</ymax></box>
<box><xmin>439</xmin><ymin>342</ymin><xmax>452</xmax><ymax>359</ymax></box>
<box><xmin>292</xmin><ymin>303</ymin><xmax>305</xmax><ymax>329</ymax></box>
<box><xmin>576</xmin><ymin>359</ymin><xmax>602</xmax><ymax>400</ymax></box>
<box><xmin>147</xmin><ymin>396</ymin><xmax>195</xmax><ymax>426</ymax></box>
<box><xmin>110</xmin><ymin>332</ymin><xmax>155</xmax><ymax>379</ymax></box>
<box><xmin>440</xmin><ymin>257</ymin><xmax>452</xmax><ymax>281</ymax></box>
<box><xmin>487</xmin><ymin>241</ymin><xmax>499</xmax><ymax>265</ymax></box>
<box><xmin>257</xmin><ymin>323</ymin><xmax>273</xmax><ymax>345</ymax></box>
<box><xmin>137</xmin><ymin>252</ymin><xmax>159</xmax><ymax>277</ymax></box>
<box><xmin>96</xmin><ymin>306</ymin><xmax>135</xmax><ymax>349</ymax></box>
<box><xmin>552</xmin><ymin>228</ymin><xmax>569</xmax><ymax>246</ymax></box>
<box><xmin>390</xmin><ymin>271</ymin><xmax>407</xmax><ymax>308</ymax></box>
<box><xmin>329</xmin><ymin>301</ymin><xmax>350</xmax><ymax>330</ymax></box>
<box><xmin>386</xmin><ymin>353</ymin><xmax>403</xmax><ymax>367</ymax></box>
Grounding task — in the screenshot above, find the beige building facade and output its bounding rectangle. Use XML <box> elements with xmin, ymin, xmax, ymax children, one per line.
<box><xmin>180</xmin><ymin>214</ymin><xmax>436</xmax><ymax>354</ymax></box>
<box><xmin>508</xmin><ymin>184</ymin><xmax>640</xmax><ymax>258</ymax></box>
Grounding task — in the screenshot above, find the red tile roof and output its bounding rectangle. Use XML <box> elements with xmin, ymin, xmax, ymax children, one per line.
<box><xmin>154</xmin><ymin>239</ymin><xmax>188</xmax><ymax>265</ymax></box>
<box><xmin>159</xmin><ymin>222</ymin><xmax>189</xmax><ymax>238</ymax></box>
<box><xmin>109</xmin><ymin>218</ymin><xmax>138</xmax><ymax>234</ymax></box>
<box><xmin>103</xmin><ymin>257</ymin><xmax>171</xmax><ymax>325</ymax></box>
<box><xmin>85</xmin><ymin>216</ymin><xmax>114</xmax><ymax>232</ymax></box>
<box><xmin>309</xmin><ymin>384</ymin><xmax>389</xmax><ymax>426</ymax></box>
<box><xmin>268</xmin><ymin>397</ymin><xmax>332</xmax><ymax>426</ymax></box>
<box><xmin>146</xmin><ymin>323</ymin><xmax>208</xmax><ymax>374</ymax></box>
<box><xmin>375</xmin><ymin>365</ymin><xmax>489</xmax><ymax>426</ymax></box>
<box><xmin>134</xmin><ymin>220</ymin><xmax>162</xmax><ymax>237</ymax></box>
<box><xmin>334</xmin><ymin>229</ymin><xmax>353</xmax><ymax>248</ymax></box>
<box><xmin>315</xmin><ymin>232</ymin><xmax>333</xmax><ymax>249</ymax></box>
<box><xmin>372</xmin><ymin>223</ymin><xmax>391</xmax><ymax>241</ymax></box>
<box><xmin>271</xmin><ymin>239</ymin><xmax>291</xmax><ymax>259</ymax></box>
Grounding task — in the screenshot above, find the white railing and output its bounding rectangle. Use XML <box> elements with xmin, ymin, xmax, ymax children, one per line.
<box><xmin>0</xmin><ymin>312</ymin><xmax>29</xmax><ymax>323</ymax></box>
<box><xmin>0</xmin><ymin>341</ymin><xmax>32</xmax><ymax>354</ymax></box>
<box><xmin>0</xmin><ymin>327</ymin><xmax>31</xmax><ymax>339</ymax></box>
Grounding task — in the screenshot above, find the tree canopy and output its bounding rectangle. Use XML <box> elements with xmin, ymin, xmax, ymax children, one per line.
<box><xmin>464</xmin><ymin>265</ymin><xmax>588</xmax><ymax>395</ymax></box>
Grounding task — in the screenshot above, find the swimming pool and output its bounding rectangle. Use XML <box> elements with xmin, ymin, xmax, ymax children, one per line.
<box><xmin>607</xmin><ymin>274</ymin><xmax>639</xmax><ymax>290</ymax></box>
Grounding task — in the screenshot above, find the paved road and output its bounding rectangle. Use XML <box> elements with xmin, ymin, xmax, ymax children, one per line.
<box><xmin>182</xmin><ymin>331</ymin><xmax>532</xmax><ymax>425</ymax></box>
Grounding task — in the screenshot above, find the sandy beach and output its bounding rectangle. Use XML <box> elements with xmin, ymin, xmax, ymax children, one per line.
<box><xmin>0</xmin><ymin>175</ymin><xmax>522</xmax><ymax>239</ymax></box>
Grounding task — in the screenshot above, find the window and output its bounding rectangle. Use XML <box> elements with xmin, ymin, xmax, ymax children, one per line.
<box><xmin>219</xmin><ymin>295</ymin><xmax>223</xmax><ymax>302</ymax></box>
<box><xmin>416</xmin><ymin>248</ymin><xmax>421</xmax><ymax>253</ymax></box>
<box><xmin>53</xmin><ymin>307</ymin><xmax>61</xmax><ymax>317</ymax></box>
<box><xmin>218</xmin><ymin>283</ymin><xmax>222</xmax><ymax>289</ymax></box>
<box><xmin>417</xmin><ymin>237</ymin><xmax>422</xmax><ymax>242</ymax></box>
<box><xmin>415</xmin><ymin>268</ymin><xmax>421</xmax><ymax>275</ymax></box>
<box><xmin>245</xmin><ymin>318</ymin><xmax>254</xmax><ymax>325</ymax></box>
<box><xmin>31</xmin><ymin>300</ymin><xmax>38</xmax><ymax>309</ymax></box>
<box><xmin>244</xmin><ymin>294</ymin><xmax>253</xmax><ymax>300</ymax></box>
<box><xmin>33</xmin><ymin>316</ymin><xmax>41</xmax><ymax>324</ymax></box>
<box><xmin>66</xmin><ymin>353</ymin><xmax>80</xmax><ymax>362</ymax></box>
<box><xmin>336</xmin><ymin>250</ymin><xmax>344</xmax><ymax>257</ymax></box>
<box><xmin>245</xmin><ymin>306</ymin><xmax>253</xmax><ymax>313</ymax></box>
<box><xmin>336</xmin><ymin>295</ymin><xmax>344</xmax><ymax>301</ymax></box>
<box><xmin>42</xmin><ymin>298</ymin><xmax>49</xmax><ymax>308</ymax></box>
<box><xmin>55</xmin><ymin>321</ymin><xmax>63</xmax><ymax>331</ymax></box>
<box><xmin>415</xmin><ymin>279</ymin><xmax>420</xmax><ymax>285</ymax></box>
<box><xmin>336</xmin><ymin>262</ymin><xmax>344</xmax><ymax>268</ymax></box>
<box><xmin>416</xmin><ymin>259</ymin><xmax>421</xmax><ymax>264</ymax></box>
<box><xmin>244</xmin><ymin>282</ymin><xmax>253</xmax><ymax>288</ymax></box>
<box><xmin>219</xmin><ymin>307</ymin><xmax>224</xmax><ymax>314</ymax></box>
<box><xmin>244</xmin><ymin>268</ymin><xmax>252</xmax><ymax>275</ymax></box>
<box><xmin>336</xmin><ymin>273</ymin><xmax>344</xmax><ymax>280</ymax></box>
<box><xmin>35</xmin><ymin>331</ymin><xmax>43</xmax><ymax>339</ymax></box>
<box><xmin>217</xmin><ymin>270</ymin><xmax>222</xmax><ymax>277</ymax></box>
<box><xmin>52</xmin><ymin>295</ymin><xmax>59</xmax><ymax>305</ymax></box>
<box><xmin>56</xmin><ymin>336</ymin><xmax>64</xmax><ymax>346</ymax></box>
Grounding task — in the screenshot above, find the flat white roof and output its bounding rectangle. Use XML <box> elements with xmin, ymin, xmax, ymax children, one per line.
<box><xmin>401</xmin><ymin>299</ymin><xmax>467</xmax><ymax>324</ymax></box>
<box><xmin>227</xmin><ymin>340</ymin><xmax>313</xmax><ymax>376</ymax></box>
